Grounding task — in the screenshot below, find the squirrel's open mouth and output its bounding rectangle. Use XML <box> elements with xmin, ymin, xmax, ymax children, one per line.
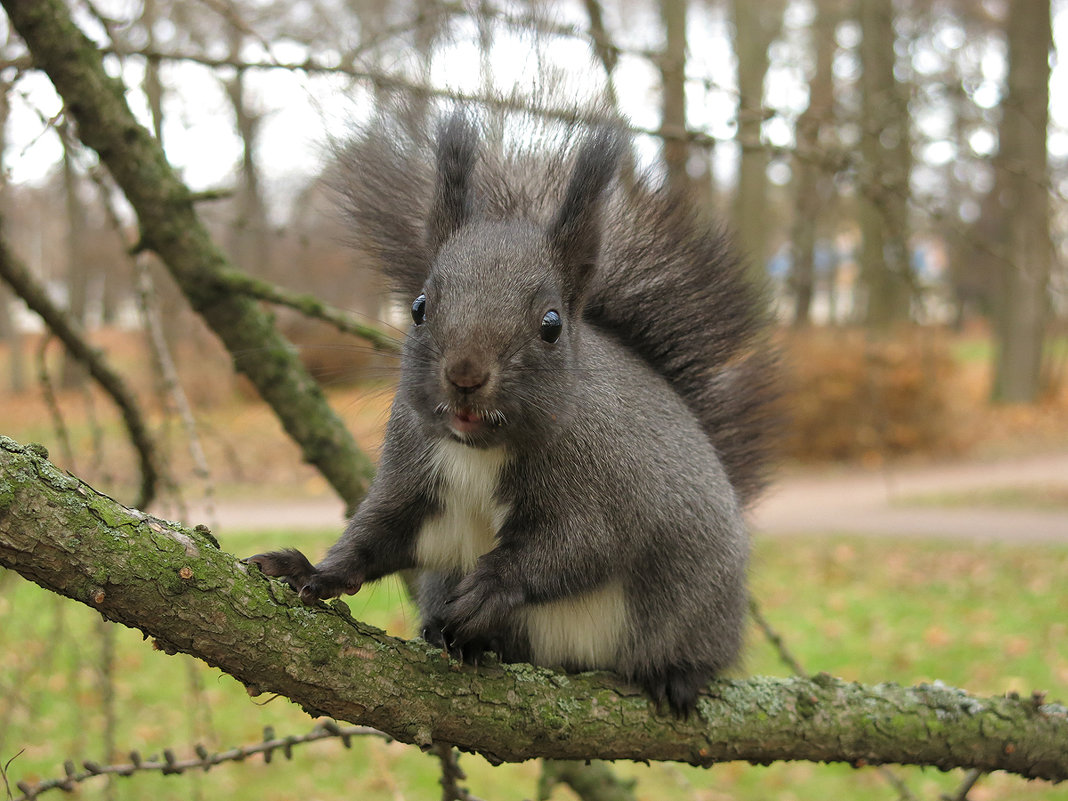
<box><xmin>451</xmin><ymin>409</ymin><xmax>483</xmax><ymax>435</ymax></box>
<box><xmin>436</xmin><ymin>403</ymin><xmax>505</xmax><ymax>436</ymax></box>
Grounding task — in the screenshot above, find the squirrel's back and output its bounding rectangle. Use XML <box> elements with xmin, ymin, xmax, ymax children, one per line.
<box><xmin>335</xmin><ymin>100</ymin><xmax>777</xmax><ymax>505</ymax></box>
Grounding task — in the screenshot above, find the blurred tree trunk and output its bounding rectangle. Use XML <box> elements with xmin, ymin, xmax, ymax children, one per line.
<box><xmin>60</xmin><ymin>128</ymin><xmax>90</xmax><ymax>389</ymax></box>
<box><xmin>582</xmin><ymin>0</ymin><xmax>620</xmax><ymax>108</ymax></box>
<box><xmin>990</xmin><ymin>0</ymin><xmax>1052</xmax><ymax>403</ymax></box>
<box><xmin>409</xmin><ymin>0</ymin><xmax>444</xmax><ymax>124</ymax></box>
<box><xmin>136</xmin><ymin>0</ymin><xmax>188</xmax><ymax>354</ymax></box>
<box><xmin>856</xmin><ymin>0</ymin><xmax>911</xmax><ymax>330</ymax></box>
<box><xmin>946</xmin><ymin>82</ymin><xmax>974</xmax><ymax>329</ymax></box>
<box><xmin>142</xmin><ymin>0</ymin><xmax>165</xmax><ymax>143</ymax></box>
<box><xmin>731</xmin><ymin>0</ymin><xmax>783</xmax><ymax>274</ymax></box>
<box><xmin>224</xmin><ymin>23</ymin><xmax>270</xmax><ymax>277</ymax></box>
<box><xmin>0</xmin><ymin>282</ymin><xmax>20</xmax><ymax>393</ymax></box>
<box><xmin>789</xmin><ymin>1</ymin><xmax>839</xmax><ymax>327</ymax></box>
<box><xmin>659</xmin><ymin>0</ymin><xmax>690</xmax><ymax>195</ymax></box>
<box><xmin>0</xmin><ymin>67</ymin><xmax>26</xmax><ymax>393</ymax></box>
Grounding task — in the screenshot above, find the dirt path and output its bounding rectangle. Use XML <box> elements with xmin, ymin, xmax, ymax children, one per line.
<box><xmin>749</xmin><ymin>451</ymin><xmax>1068</xmax><ymax>542</ymax></box>
<box><xmin>181</xmin><ymin>451</ymin><xmax>1068</xmax><ymax>543</ymax></box>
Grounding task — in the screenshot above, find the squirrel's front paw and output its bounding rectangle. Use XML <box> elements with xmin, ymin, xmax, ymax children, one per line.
<box><xmin>245</xmin><ymin>548</ymin><xmax>362</xmax><ymax>604</ymax></box>
<box><xmin>440</xmin><ymin>571</ymin><xmax>521</xmax><ymax>655</ymax></box>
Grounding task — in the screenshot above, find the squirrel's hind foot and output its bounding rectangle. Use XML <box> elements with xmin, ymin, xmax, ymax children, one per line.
<box><xmin>642</xmin><ymin>665</ymin><xmax>710</xmax><ymax>719</ymax></box>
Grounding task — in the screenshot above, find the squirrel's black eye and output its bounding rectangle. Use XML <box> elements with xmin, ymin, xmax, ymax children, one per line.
<box><xmin>411</xmin><ymin>293</ymin><xmax>427</xmax><ymax>325</ymax></box>
<box><xmin>540</xmin><ymin>309</ymin><xmax>562</xmax><ymax>343</ymax></box>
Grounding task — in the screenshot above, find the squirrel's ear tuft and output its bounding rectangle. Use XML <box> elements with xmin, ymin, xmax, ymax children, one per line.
<box><xmin>548</xmin><ymin>125</ymin><xmax>625</xmax><ymax>308</ymax></box>
<box><xmin>427</xmin><ymin>110</ymin><xmax>480</xmax><ymax>254</ymax></box>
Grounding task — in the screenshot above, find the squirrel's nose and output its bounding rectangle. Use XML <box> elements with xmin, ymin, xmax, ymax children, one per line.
<box><xmin>446</xmin><ymin>360</ymin><xmax>489</xmax><ymax>394</ymax></box>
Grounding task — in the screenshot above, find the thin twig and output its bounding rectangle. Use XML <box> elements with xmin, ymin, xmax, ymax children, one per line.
<box><xmin>941</xmin><ymin>768</ymin><xmax>983</xmax><ymax>801</ymax></box>
<box><xmin>10</xmin><ymin>723</ymin><xmax>388</xmax><ymax>801</ymax></box>
<box><xmin>33</xmin><ymin>335</ymin><xmax>75</xmax><ymax>470</ymax></box>
<box><xmin>214</xmin><ymin>267</ymin><xmax>401</xmax><ymax>353</ymax></box>
<box><xmin>432</xmin><ymin>743</ymin><xmax>483</xmax><ymax>801</ymax></box>
<box><xmin>748</xmin><ymin>596</ymin><xmax>807</xmax><ymax>677</ymax></box>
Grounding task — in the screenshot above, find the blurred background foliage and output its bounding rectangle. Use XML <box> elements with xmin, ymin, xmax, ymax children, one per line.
<box><xmin>2</xmin><ymin>0</ymin><xmax>1066</xmax><ymax>479</ymax></box>
<box><xmin>1</xmin><ymin>0</ymin><xmax>1067</xmax><ymax>799</ymax></box>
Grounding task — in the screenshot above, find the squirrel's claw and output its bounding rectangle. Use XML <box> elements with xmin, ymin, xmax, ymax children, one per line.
<box><xmin>245</xmin><ymin>548</ymin><xmax>362</xmax><ymax>604</ymax></box>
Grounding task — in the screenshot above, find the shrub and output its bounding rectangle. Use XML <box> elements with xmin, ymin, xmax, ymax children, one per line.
<box><xmin>781</xmin><ymin>328</ymin><xmax>966</xmax><ymax>463</ymax></box>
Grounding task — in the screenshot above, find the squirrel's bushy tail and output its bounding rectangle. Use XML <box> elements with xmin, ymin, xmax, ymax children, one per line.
<box><xmin>335</xmin><ymin>100</ymin><xmax>778</xmax><ymax>506</ymax></box>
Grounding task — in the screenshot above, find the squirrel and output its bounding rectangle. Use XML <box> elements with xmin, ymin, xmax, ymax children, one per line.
<box><xmin>248</xmin><ymin>102</ymin><xmax>777</xmax><ymax>715</ymax></box>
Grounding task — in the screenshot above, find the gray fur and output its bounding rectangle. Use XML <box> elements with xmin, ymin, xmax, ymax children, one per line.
<box><xmin>252</xmin><ymin>101</ymin><xmax>776</xmax><ymax>715</ymax></box>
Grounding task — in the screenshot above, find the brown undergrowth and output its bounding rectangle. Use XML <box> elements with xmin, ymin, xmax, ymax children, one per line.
<box><xmin>1</xmin><ymin>326</ymin><xmax>1066</xmax><ymax>501</ymax></box>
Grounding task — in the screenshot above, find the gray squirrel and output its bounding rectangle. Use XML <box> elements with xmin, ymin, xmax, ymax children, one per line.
<box><xmin>249</xmin><ymin>103</ymin><xmax>777</xmax><ymax>715</ymax></box>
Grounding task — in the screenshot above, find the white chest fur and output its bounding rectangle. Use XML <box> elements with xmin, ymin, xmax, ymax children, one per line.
<box><xmin>415</xmin><ymin>440</ymin><xmax>510</xmax><ymax>574</ymax></box>
<box><xmin>414</xmin><ymin>439</ymin><xmax>627</xmax><ymax>672</ymax></box>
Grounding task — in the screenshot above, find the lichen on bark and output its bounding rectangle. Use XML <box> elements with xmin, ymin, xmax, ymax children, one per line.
<box><xmin>1</xmin><ymin>435</ymin><xmax>1066</xmax><ymax>781</ymax></box>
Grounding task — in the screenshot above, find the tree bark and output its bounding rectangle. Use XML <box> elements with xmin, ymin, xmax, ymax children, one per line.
<box><xmin>2</xmin><ymin>0</ymin><xmax>375</xmax><ymax>514</ymax></box>
<box><xmin>990</xmin><ymin>0</ymin><xmax>1052</xmax><ymax>403</ymax></box>
<box><xmin>731</xmin><ymin>0</ymin><xmax>783</xmax><ymax>274</ymax></box>
<box><xmin>1</xmin><ymin>435</ymin><xmax>1066</xmax><ymax>781</ymax></box>
<box><xmin>856</xmin><ymin>0</ymin><xmax>912</xmax><ymax>329</ymax></box>
<box><xmin>59</xmin><ymin>127</ymin><xmax>90</xmax><ymax>389</ymax></box>
<box><xmin>658</xmin><ymin>0</ymin><xmax>690</xmax><ymax>195</ymax></box>
<box><xmin>789</xmin><ymin>1</ymin><xmax>839</xmax><ymax>327</ymax></box>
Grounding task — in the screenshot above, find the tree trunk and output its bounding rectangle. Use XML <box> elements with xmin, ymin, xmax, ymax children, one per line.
<box><xmin>1</xmin><ymin>435</ymin><xmax>1066</xmax><ymax>780</ymax></box>
<box><xmin>856</xmin><ymin>0</ymin><xmax>912</xmax><ymax>330</ymax></box>
<box><xmin>990</xmin><ymin>1</ymin><xmax>1052</xmax><ymax>403</ymax></box>
<box><xmin>789</xmin><ymin>1</ymin><xmax>839</xmax><ymax>327</ymax></box>
<box><xmin>0</xmin><ymin>283</ymin><xmax>24</xmax><ymax>393</ymax></box>
<box><xmin>658</xmin><ymin>0</ymin><xmax>690</xmax><ymax>195</ymax></box>
<box><xmin>731</xmin><ymin>0</ymin><xmax>783</xmax><ymax>274</ymax></box>
<box><xmin>223</xmin><ymin>19</ymin><xmax>270</xmax><ymax>278</ymax></box>
<box><xmin>0</xmin><ymin>74</ymin><xmax>26</xmax><ymax>393</ymax></box>
<box><xmin>60</xmin><ymin>129</ymin><xmax>90</xmax><ymax>389</ymax></box>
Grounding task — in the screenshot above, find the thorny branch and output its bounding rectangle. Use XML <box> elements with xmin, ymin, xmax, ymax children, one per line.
<box><xmin>5</xmin><ymin>722</ymin><xmax>386</xmax><ymax>801</ymax></box>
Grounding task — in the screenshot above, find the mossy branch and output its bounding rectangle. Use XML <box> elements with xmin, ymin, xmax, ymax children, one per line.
<box><xmin>214</xmin><ymin>267</ymin><xmax>401</xmax><ymax>353</ymax></box>
<box><xmin>1</xmin><ymin>435</ymin><xmax>1065</xmax><ymax>782</ymax></box>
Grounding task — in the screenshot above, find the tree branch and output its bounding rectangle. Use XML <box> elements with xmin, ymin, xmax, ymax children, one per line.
<box><xmin>0</xmin><ymin>223</ymin><xmax>160</xmax><ymax>509</ymax></box>
<box><xmin>214</xmin><ymin>267</ymin><xmax>400</xmax><ymax>353</ymax></box>
<box><xmin>2</xmin><ymin>0</ymin><xmax>376</xmax><ymax>515</ymax></box>
<box><xmin>0</xmin><ymin>435</ymin><xmax>1065</xmax><ymax>782</ymax></box>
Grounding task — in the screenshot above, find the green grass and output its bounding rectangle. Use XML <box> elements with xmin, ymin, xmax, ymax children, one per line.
<box><xmin>895</xmin><ymin>484</ymin><xmax>1068</xmax><ymax>511</ymax></box>
<box><xmin>2</xmin><ymin>531</ymin><xmax>1066</xmax><ymax>801</ymax></box>
<box><xmin>951</xmin><ymin>335</ymin><xmax>1068</xmax><ymax>366</ymax></box>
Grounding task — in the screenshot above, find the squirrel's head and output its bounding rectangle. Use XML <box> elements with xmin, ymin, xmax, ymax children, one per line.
<box><xmin>400</xmin><ymin>111</ymin><xmax>625</xmax><ymax>450</ymax></box>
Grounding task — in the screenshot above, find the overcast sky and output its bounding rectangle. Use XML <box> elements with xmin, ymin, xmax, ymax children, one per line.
<box><xmin>3</xmin><ymin>0</ymin><xmax>1067</xmax><ymax>222</ymax></box>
